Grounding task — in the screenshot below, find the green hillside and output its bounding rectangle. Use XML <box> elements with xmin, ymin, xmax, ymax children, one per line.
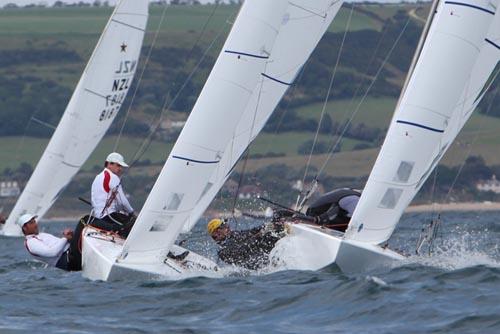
<box><xmin>0</xmin><ymin>3</ymin><xmax>498</xmax><ymax>214</ymax></box>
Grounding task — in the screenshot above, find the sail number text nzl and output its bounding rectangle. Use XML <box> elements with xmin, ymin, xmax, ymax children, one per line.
<box><xmin>98</xmin><ymin>60</ymin><xmax>137</xmax><ymax>122</ymax></box>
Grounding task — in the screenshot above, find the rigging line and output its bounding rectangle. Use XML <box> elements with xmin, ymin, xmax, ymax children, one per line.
<box><xmin>231</xmin><ymin>148</ymin><xmax>250</xmax><ymax>221</ymax></box>
<box><xmin>243</xmin><ymin>55</ymin><xmax>313</xmax><ymax>207</ymax></box>
<box><xmin>114</xmin><ymin>2</ymin><xmax>171</xmax><ymax>151</ymax></box>
<box><xmin>247</xmin><ymin>11</ymin><xmax>333</xmax><ymax>180</ymax></box>
<box><xmin>189</xmin><ymin>2</ymin><xmax>221</xmax><ymax>56</ymax></box>
<box><xmin>428</xmin><ymin>161</ymin><xmax>440</xmax><ymax>219</ymax></box>
<box><xmin>423</xmin><ymin>88</ymin><xmax>499</xmax><ymax>249</ymax></box>
<box><xmin>316</xmin><ymin>17</ymin><xmax>412</xmax><ymax>178</ymax></box>
<box><xmin>275</xmin><ymin>66</ymin><xmax>309</xmax><ymax>132</ymax></box>
<box><xmin>128</xmin><ymin>7</ymin><xmax>234</xmax><ymax>167</ymax></box>
<box><xmin>230</xmin><ymin>61</ymin><xmax>269</xmax><ymax>217</ymax></box>
<box><xmin>295</xmin><ymin>9</ymin><xmax>388</xmax><ymax>191</ymax></box>
<box><xmin>301</xmin><ymin>4</ymin><xmax>354</xmax><ymax>186</ymax></box>
<box><xmin>440</xmin><ymin>88</ymin><xmax>499</xmax><ymax>214</ymax></box>
<box><xmin>239</xmin><ymin>61</ymin><xmax>310</xmax><ymax>212</ymax></box>
<box><xmin>346</xmin><ymin>21</ymin><xmax>389</xmax><ymax>113</ymax></box>
<box><xmin>14</xmin><ymin>105</ymin><xmax>42</xmax><ymax>164</ymax></box>
<box><xmin>30</xmin><ymin>116</ymin><xmax>56</xmax><ymax>130</ymax></box>
<box><xmin>320</xmin><ymin>21</ymin><xmax>391</xmax><ymax>162</ymax></box>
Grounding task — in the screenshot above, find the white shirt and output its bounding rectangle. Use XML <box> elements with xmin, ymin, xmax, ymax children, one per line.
<box><xmin>91</xmin><ymin>168</ymin><xmax>134</xmax><ymax>219</ymax></box>
<box><xmin>24</xmin><ymin>233</ymin><xmax>69</xmax><ymax>267</ymax></box>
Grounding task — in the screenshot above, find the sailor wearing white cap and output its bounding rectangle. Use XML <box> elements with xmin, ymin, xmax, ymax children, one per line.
<box><xmin>18</xmin><ymin>214</ymin><xmax>79</xmax><ymax>271</ymax></box>
<box><xmin>91</xmin><ymin>152</ymin><xmax>135</xmax><ymax>236</ymax></box>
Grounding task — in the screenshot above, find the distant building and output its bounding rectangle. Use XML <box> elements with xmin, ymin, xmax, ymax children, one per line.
<box><xmin>0</xmin><ymin>181</ymin><xmax>20</xmax><ymax>198</ymax></box>
<box><xmin>476</xmin><ymin>175</ymin><xmax>500</xmax><ymax>194</ymax></box>
<box><xmin>160</xmin><ymin>119</ymin><xmax>186</xmax><ymax>130</ymax></box>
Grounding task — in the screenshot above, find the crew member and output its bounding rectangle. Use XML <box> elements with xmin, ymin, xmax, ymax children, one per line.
<box><xmin>0</xmin><ymin>215</ymin><xmax>5</xmax><ymax>225</ymax></box>
<box><xmin>19</xmin><ymin>214</ymin><xmax>82</xmax><ymax>271</ymax></box>
<box><xmin>91</xmin><ymin>152</ymin><xmax>135</xmax><ymax>237</ymax></box>
<box><xmin>208</xmin><ymin>219</ymin><xmax>286</xmax><ymax>270</ymax></box>
<box><xmin>306</xmin><ymin>188</ymin><xmax>361</xmax><ymax>232</ymax></box>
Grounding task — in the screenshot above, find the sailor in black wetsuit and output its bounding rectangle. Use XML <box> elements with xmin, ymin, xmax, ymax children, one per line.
<box><xmin>306</xmin><ymin>188</ymin><xmax>361</xmax><ymax>232</ymax></box>
<box><xmin>208</xmin><ymin>219</ymin><xmax>285</xmax><ymax>270</ymax></box>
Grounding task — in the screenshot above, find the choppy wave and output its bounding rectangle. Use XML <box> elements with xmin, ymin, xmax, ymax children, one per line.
<box><xmin>0</xmin><ymin>211</ymin><xmax>499</xmax><ymax>333</ymax></box>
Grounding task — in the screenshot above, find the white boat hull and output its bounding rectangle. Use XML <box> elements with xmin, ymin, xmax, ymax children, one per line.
<box><xmin>270</xmin><ymin>223</ymin><xmax>405</xmax><ymax>273</ymax></box>
<box><xmin>82</xmin><ymin>227</ymin><xmax>222</xmax><ymax>281</ymax></box>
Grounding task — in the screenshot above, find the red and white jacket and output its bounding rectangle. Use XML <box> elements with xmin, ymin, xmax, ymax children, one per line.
<box><xmin>91</xmin><ymin>168</ymin><xmax>134</xmax><ymax>219</ymax></box>
<box><xmin>25</xmin><ymin>233</ymin><xmax>69</xmax><ymax>267</ymax></box>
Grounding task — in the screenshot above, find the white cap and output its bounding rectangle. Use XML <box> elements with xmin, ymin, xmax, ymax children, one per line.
<box><xmin>106</xmin><ymin>152</ymin><xmax>129</xmax><ymax>167</ymax></box>
<box><xmin>16</xmin><ymin>213</ymin><xmax>37</xmax><ymax>227</ymax></box>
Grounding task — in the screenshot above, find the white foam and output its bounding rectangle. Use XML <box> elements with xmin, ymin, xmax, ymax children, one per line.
<box><xmin>404</xmin><ymin>227</ymin><xmax>500</xmax><ymax>271</ymax></box>
<box><xmin>366</xmin><ymin>275</ymin><xmax>389</xmax><ymax>287</ymax></box>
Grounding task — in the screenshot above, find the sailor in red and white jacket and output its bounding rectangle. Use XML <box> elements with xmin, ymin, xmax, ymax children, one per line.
<box><xmin>18</xmin><ymin>214</ymin><xmax>75</xmax><ymax>270</ymax></box>
<box><xmin>91</xmin><ymin>152</ymin><xmax>134</xmax><ymax>222</ymax></box>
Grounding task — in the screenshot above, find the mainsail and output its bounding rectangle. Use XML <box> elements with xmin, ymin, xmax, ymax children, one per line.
<box><xmin>120</xmin><ymin>0</ymin><xmax>340</xmax><ymax>263</ymax></box>
<box><xmin>2</xmin><ymin>0</ymin><xmax>148</xmax><ymax>236</ymax></box>
<box><xmin>345</xmin><ymin>0</ymin><xmax>499</xmax><ymax>244</ymax></box>
<box><xmin>184</xmin><ymin>0</ymin><xmax>343</xmax><ymax>231</ymax></box>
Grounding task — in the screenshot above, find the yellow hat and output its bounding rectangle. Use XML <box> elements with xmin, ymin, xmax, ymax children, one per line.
<box><xmin>207</xmin><ymin>219</ymin><xmax>224</xmax><ymax>235</ymax></box>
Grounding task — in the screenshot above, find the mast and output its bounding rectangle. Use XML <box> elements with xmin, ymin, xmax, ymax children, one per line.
<box><xmin>396</xmin><ymin>0</ymin><xmax>441</xmax><ymax>110</ymax></box>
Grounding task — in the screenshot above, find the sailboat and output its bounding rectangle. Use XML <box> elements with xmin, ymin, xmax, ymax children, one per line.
<box><xmin>81</xmin><ymin>0</ymin><xmax>343</xmax><ymax>281</ymax></box>
<box><xmin>270</xmin><ymin>0</ymin><xmax>500</xmax><ymax>273</ymax></box>
<box><xmin>0</xmin><ymin>0</ymin><xmax>149</xmax><ymax>236</ymax></box>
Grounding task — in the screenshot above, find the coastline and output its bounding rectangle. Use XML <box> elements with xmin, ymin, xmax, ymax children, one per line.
<box><xmin>41</xmin><ymin>201</ymin><xmax>500</xmax><ymax>222</ymax></box>
<box><xmin>405</xmin><ymin>201</ymin><xmax>500</xmax><ymax>213</ymax></box>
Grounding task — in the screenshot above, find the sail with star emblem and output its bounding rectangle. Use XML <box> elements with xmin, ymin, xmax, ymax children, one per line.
<box><xmin>1</xmin><ymin>0</ymin><xmax>149</xmax><ymax>236</ymax></box>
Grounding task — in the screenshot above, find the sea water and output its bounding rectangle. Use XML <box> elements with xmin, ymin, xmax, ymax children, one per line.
<box><xmin>0</xmin><ymin>211</ymin><xmax>499</xmax><ymax>333</ymax></box>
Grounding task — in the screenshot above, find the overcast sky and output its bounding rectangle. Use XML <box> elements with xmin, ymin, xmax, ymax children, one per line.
<box><xmin>0</xmin><ymin>0</ymin><xmax>416</xmax><ymax>7</ymax></box>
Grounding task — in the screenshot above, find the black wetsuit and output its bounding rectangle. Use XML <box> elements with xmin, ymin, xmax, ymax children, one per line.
<box><xmin>306</xmin><ymin>188</ymin><xmax>361</xmax><ymax>232</ymax></box>
<box><xmin>217</xmin><ymin>224</ymin><xmax>285</xmax><ymax>270</ymax></box>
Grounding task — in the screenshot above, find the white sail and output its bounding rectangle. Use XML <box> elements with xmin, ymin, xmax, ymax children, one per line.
<box><xmin>183</xmin><ymin>0</ymin><xmax>344</xmax><ymax>232</ymax></box>
<box><xmin>345</xmin><ymin>0</ymin><xmax>499</xmax><ymax>244</ymax></box>
<box><xmin>2</xmin><ymin>0</ymin><xmax>148</xmax><ymax>236</ymax></box>
<box><xmin>120</xmin><ymin>0</ymin><xmax>291</xmax><ymax>264</ymax></box>
<box><xmin>454</xmin><ymin>8</ymin><xmax>499</xmax><ymax>130</ymax></box>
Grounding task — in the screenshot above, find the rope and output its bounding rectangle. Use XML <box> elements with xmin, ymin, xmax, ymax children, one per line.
<box><xmin>114</xmin><ymin>2</ymin><xmax>171</xmax><ymax>151</ymax></box>
<box><xmin>316</xmin><ymin>17</ymin><xmax>412</xmax><ymax>178</ymax></box>
<box><xmin>301</xmin><ymin>4</ymin><xmax>354</xmax><ymax>186</ymax></box>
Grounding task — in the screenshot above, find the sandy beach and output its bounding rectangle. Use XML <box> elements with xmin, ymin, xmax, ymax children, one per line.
<box><xmin>405</xmin><ymin>201</ymin><xmax>500</xmax><ymax>213</ymax></box>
